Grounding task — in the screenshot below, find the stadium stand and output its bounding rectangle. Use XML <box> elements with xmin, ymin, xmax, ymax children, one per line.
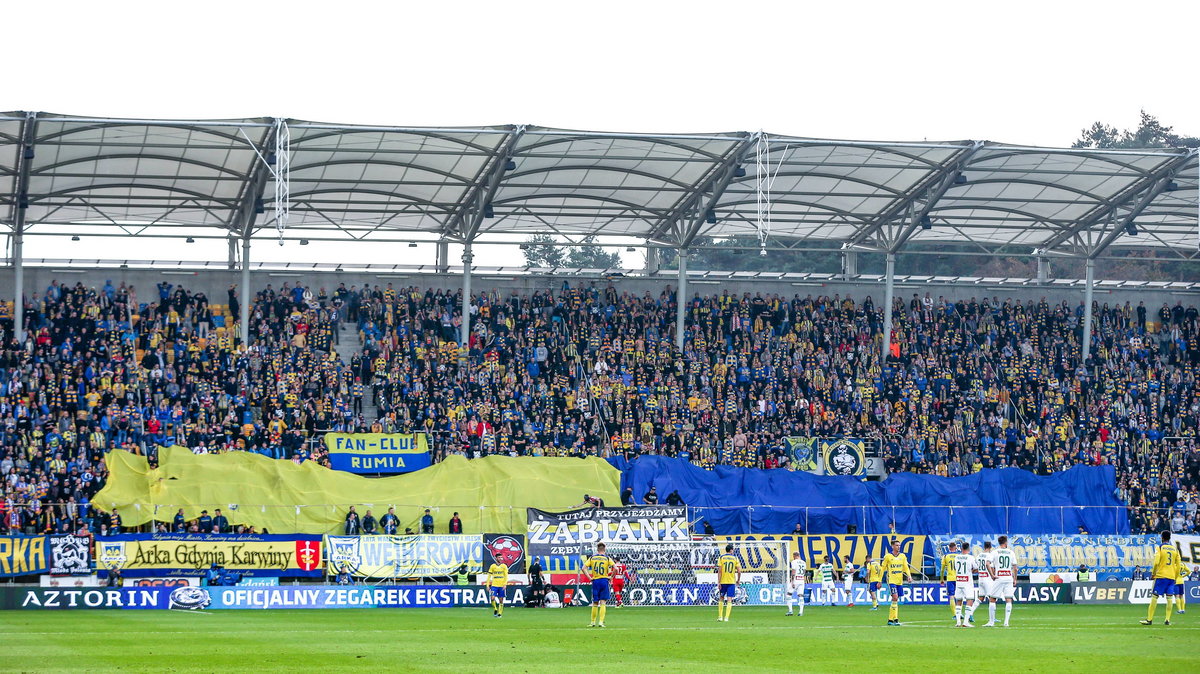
<box><xmin>0</xmin><ymin>279</ymin><xmax>1197</xmax><ymax>537</ymax></box>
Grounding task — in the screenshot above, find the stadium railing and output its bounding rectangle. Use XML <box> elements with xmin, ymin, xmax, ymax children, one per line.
<box><xmin>4</xmin><ymin>502</ymin><xmax>1177</xmax><ymax>537</ymax></box>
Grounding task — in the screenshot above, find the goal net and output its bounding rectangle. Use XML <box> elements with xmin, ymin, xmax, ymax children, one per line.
<box><xmin>580</xmin><ymin>540</ymin><xmax>789</xmax><ymax>607</ymax></box>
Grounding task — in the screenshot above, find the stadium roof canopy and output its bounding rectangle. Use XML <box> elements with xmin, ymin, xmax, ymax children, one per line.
<box><xmin>2</xmin><ymin>112</ymin><xmax>1196</xmax><ymax>261</ymax></box>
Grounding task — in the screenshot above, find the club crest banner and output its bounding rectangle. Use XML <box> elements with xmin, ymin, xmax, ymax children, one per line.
<box><xmin>482</xmin><ymin>534</ymin><xmax>526</xmax><ymax>573</ymax></box>
<box><xmin>784</xmin><ymin>438</ymin><xmax>819</xmax><ymax>472</ymax></box>
<box><xmin>821</xmin><ymin>439</ymin><xmax>867</xmax><ymax>476</ymax></box>
<box><xmin>784</xmin><ymin>438</ymin><xmax>870</xmax><ymax>475</ymax></box>
<box><xmin>324</xmin><ymin>433</ymin><xmax>432</xmax><ymax>474</ymax></box>
<box><xmin>48</xmin><ymin>536</ymin><xmax>92</xmax><ymax>575</ymax></box>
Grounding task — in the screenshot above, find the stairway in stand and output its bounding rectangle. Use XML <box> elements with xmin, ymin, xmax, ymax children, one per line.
<box><xmin>333</xmin><ymin>321</ymin><xmax>378</xmax><ymax>423</ymax></box>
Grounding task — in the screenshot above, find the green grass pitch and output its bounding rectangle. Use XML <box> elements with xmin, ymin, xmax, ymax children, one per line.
<box><xmin>0</xmin><ymin>604</ymin><xmax>1194</xmax><ymax>672</ymax></box>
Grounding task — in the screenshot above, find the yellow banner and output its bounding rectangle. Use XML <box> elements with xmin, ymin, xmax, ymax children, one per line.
<box><xmin>0</xmin><ymin>536</ymin><xmax>47</xmax><ymax>576</ymax></box>
<box><xmin>94</xmin><ymin>446</ymin><xmax>620</xmax><ymax>535</ymax></box>
<box><xmin>716</xmin><ymin>534</ymin><xmax>926</xmax><ymax>571</ymax></box>
<box><xmin>96</xmin><ymin>535</ymin><xmax>322</xmax><ymax>575</ymax></box>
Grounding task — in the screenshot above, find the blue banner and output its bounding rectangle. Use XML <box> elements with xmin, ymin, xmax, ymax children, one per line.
<box><xmin>0</xmin><ymin>536</ymin><xmax>49</xmax><ymax>577</ymax></box>
<box><xmin>324</xmin><ymin>433</ymin><xmax>432</xmax><ymax>474</ymax></box>
<box><xmin>610</xmin><ymin>456</ymin><xmax>1129</xmax><ymax>536</ymax></box>
<box><xmin>927</xmin><ymin>534</ymin><xmax>1157</xmax><ymax>578</ymax></box>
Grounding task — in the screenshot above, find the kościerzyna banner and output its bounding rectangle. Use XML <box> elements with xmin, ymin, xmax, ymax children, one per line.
<box><xmin>324</xmin><ymin>433</ymin><xmax>431</xmax><ymax>474</ymax></box>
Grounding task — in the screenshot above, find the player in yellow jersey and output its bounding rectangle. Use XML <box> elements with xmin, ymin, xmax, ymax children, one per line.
<box><xmin>865</xmin><ymin>554</ymin><xmax>883</xmax><ymax>610</ymax></box>
<box><xmin>940</xmin><ymin>541</ymin><xmax>959</xmax><ymax>619</ymax></box>
<box><xmin>716</xmin><ymin>543</ymin><xmax>742</xmax><ymax>622</ymax></box>
<box><xmin>584</xmin><ymin>543</ymin><xmax>614</xmax><ymax>627</ymax></box>
<box><xmin>1141</xmin><ymin>530</ymin><xmax>1180</xmax><ymax>625</ymax></box>
<box><xmin>881</xmin><ymin>539</ymin><xmax>914</xmax><ymax>626</ymax></box>
<box><xmin>1173</xmin><ymin>542</ymin><xmax>1187</xmax><ymax>614</ymax></box>
<box><xmin>486</xmin><ymin>560</ymin><xmax>508</xmax><ymax>618</ymax></box>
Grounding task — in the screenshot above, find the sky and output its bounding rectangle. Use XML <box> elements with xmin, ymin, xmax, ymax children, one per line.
<box><xmin>4</xmin><ymin>0</ymin><xmax>1198</xmax><ymax>267</ymax></box>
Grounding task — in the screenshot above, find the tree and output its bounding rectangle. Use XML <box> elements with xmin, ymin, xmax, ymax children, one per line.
<box><xmin>1072</xmin><ymin>110</ymin><xmax>1199</xmax><ymax>149</ymax></box>
<box><xmin>522</xmin><ymin>234</ymin><xmax>565</xmax><ymax>268</ymax></box>
<box><xmin>521</xmin><ymin>234</ymin><xmax>619</xmax><ymax>269</ymax></box>
<box><xmin>565</xmin><ymin>235</ymin><xmax>622</xmax><ymax>269</ymax></box>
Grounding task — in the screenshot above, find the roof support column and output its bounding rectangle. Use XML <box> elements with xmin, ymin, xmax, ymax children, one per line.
<box><xmin>644</xmin><ymin>246</ymin><xmax>661</xmax><ymax>276</ymax></box>
<box><xmin>12</xmin><ymin>224</ymin><xmax>24</xmax><ymax>345</ymax></box>
<box><xmin>227</xmin><ymin>236</ymin><xmax>238</xmax><ymax>270</ymax></box>
<box><xmin>460</xmin><ymin>241</ymin><xmax>473</xmax><ymax>356</ymax></box>
<box><xmin>240</xmin><ymin>236</ymin><xmax>251</xmax><ymax>348</ymax></box>
<box><xmin>881</xmin><ymin>253</ymin><xmax>896</xmax><ymax>369</ymax></box>
<box><xmin>1082</xmin><ymin>258</ymin><xmax>1095</xmax><ymax>365</ymax></box>
<box><xmin>436</xmin><ymin>240</ymin><xmax>449</xmax><ymax>274</ymax></box>
<box><xmin>841</xmin><ymin>251</ymin><xmax>858</xmax><ymax>280</ymax></box>
<box><xmin>11</xmin><ymin>112</ymin><xmax>35</xmax><ymax>347</ymax></box>
<box><xmin>1036</xmin><ymin>255</ymin><xmax>1049</xmax><ymax>284</ymax></box>
<box><xmin>675</xmin><ymin>249</ymin><xmax>688</xmax><ymax>350</ymax></box>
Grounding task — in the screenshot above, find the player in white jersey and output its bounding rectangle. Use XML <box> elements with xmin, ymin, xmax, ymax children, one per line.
<box><xmin>842</xmin><ymin>556</ymin><xmax>857</xmax><ymax>608</ymax></box>
<box><xmin>988</xmin><ymin>535</ymin><xmax>1017</xmax><ymax>626</ymax></box>
<box><xmin>816</xmin><ymin>556</ymin><xmax>838</xmax><ymax>603</ymax></box>
<box><xmin>786</xmin><ymin>551</ymin><xmax>807</xmax><ymax>616</ymax></box>
<box><xmin>953</xmin><ymin>542</ymin><xmax>979</xmax><ymax>627</ymax></box>
<box><xmin>976</xmin><ymin>540</ymin><xmax>996</xmax><ymax>625</ymax></box>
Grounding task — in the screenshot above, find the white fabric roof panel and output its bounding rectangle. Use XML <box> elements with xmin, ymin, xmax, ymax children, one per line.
<box><xmin>0</xmin><ymin>113</ymin><xmax>1194</xmax><ymax>258</ymax></box>
<box><xmin>0</xmin><ymin>115</ymin><xmax>23</xmax><ymax>215</ymax></box>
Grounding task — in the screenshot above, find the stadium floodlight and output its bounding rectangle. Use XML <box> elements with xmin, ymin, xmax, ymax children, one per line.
<box><xmin>255</xmin><ymin>198</ymin><xmax>265</xmax><ymax>214</ymax></box>
<box><xmin>483</xmin><ymin>203</ymin><xmax>495</xmax><ymax>219</ymax></box>
<box><xmin>185</xmin><ymin>237</ymin><xmax>195</xmax><ymax>243</ymax></box>
<box><xmin>408</xmin><ymin>242</ymin><xmax>418</xmax><ymax>248</ymax></box>
<box><xmin>733</xmin><ymin>166</ymin><xmax>746</xmax><ymax>178</ymax></box>
<box><xmin>519</xmin><ymin>243</ymin><xmax>530</xmax><ymax>250</ymax></box>
<box><xmin>23</xmin><ymin>146</ymin><xmax>34</xmax><ymax>160</ymax></box>
<box><xmin>954</xmin><ymin>173</ymin><xmax>968</xmax><ymax>185</ymax></box>
<box><xmin>1125</xmin><ymin>221</ymin><xmax>1139</xmax><ymax>236</ymax></box>
<box><xmin>71</xmin><ymin>235</ymin><xmax>80</xmax><ymax>241</ymax></box>
<box><xmin>1164</xmin><ymin>180</ymin><xmax>1179</xmax><ymax>192</ymax></box>
<box><xmin>626</xmin><ymin>246</ymin><xmax>636</xmax><ymax>252</ymax></box>
<box><xmin>920</xmin><ymin>215</ymin><xmax>933</xmax><ymax>230</ymax></box>
<box><xmin>505</xmin><ymin>159</ymin><xmax>517</xmax><ymax>171</ymax></box>
<box><xmin>706</xmin><ymin>209</ymin><xmax>717</xmax><ymax>224</ymax></box>
<box><xmin>300</xmin><ymin>239</ymin><xmax>309</xmax><ymax>246</ymax></box>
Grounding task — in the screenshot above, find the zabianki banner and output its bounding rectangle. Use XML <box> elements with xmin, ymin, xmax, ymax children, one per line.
<box><xmin>526</xmin><ymin>505</ymin><xmax>689</xmax><ymax>557</ymax></box>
